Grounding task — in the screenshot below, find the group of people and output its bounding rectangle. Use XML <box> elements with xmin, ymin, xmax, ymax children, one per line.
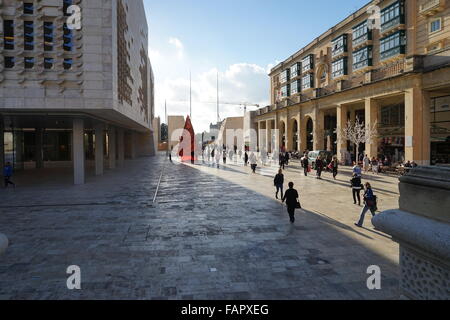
<box><xmin>273</xmin><ymin>155</ymin><xmax>378</xmax><ymax>228</ymax></box>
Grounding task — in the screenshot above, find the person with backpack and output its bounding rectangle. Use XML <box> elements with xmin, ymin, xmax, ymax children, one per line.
<box><xmin>350</xmin><ymin>173</ymin><xmax>364</xmax><ymax>206</ymax></box>
<box><xmin>282</xmin><ymin>182</ymin><xmax>300</xmax><ymax>224</ymax></box>
<box><xmin>274</xmin><ymin>169</ymin><xmax>284</xmax><ymax>200</ymax></box>
<box><xmin>355</xmin><ymin>182</ymin><xmax>377</xmax><ymax>228</ymax></box>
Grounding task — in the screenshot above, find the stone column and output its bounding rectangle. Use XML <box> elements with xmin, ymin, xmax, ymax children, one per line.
<box><xmin>313</xmin><ymin>108</ymin><xmax>325</xmax><ymax>151</ymax></box>
<box><xmin>373</xmin><ymin>167</ymin><xmax>450</xmax><ymax>300</ymax></box>
<box><xmin>72</xmin><ymin>119</ymin><xmax>85</xmax><ymax>185</ymax></box>
<box><xmin>0</xmin><ymin>119</ymin><xmax>4</xmax><ymax>173</ymax></box>
<box><xmin>336</xmin><ymin>104</ymin><xmax>348</xmax><ymax>163</ymax></box>
<box><xmin>108</xmin><ymin>127</ymin><xmax>116</xmax><ymax>169</ymax></box>
<box><xmin>35</xmin><ymin>127</ymin><xmax>44</xmax><ymax>169</ymax></box>
<box><xmin>117</xmin><ymin>128</ymin><xmax>125</xmax><ymax>167</ymax></box>
<box><xmin>405</xmin><ymin>88</ymin><xmax>431</xmax><ymax>165</ymax></box>
<box><xmin>94</xmin><ymin>124</ymin><xmax>104</xmax><ymax>176</ymax></box>
<box><xmin>266</xmin><ymin>120</ymin><xmax>272</xmax><ymax>153</ymax></box>
<box><xmin>365</xmin><ymin>98</ymin><xmax>379</xmax><ymax>159</ymax></box>
<box><xmin>14</xmin><ymin>131</ymin><xmax>24</xmax><ymax>170</ymax></box>
<box><xmin>130</xmin><ymin>131</ymin><xmax>137</xmax><ymax>159</ymax></box>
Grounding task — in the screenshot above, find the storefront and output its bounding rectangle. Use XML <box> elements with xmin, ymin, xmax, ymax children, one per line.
<box><xmin>378</xmin><ymin>104</ymin><xmax>405</xmax><ymax>164</ymax></box>
<box><xmin>431</xmin><ymin>95</ymin><xmax>450</xmax><ymax>165</ymax></box>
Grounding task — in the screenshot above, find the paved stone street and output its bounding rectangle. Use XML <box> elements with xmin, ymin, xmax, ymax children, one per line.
<box><xmin>0</xmin><ymin>154</ymin><xmax>401</xmax><ymax>300</ymax></box>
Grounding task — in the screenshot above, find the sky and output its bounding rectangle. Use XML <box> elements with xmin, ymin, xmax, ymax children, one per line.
<box><xmin>144</xmin><ymin>0</ymin><xmax>370</xmax><ymax>133</ymax></box>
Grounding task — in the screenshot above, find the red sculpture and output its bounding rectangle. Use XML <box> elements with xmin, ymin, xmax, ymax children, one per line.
<box><xmin>179</xmin><ymin>116</ymin><xmax>196</xmax><ymax>163</ymax></box>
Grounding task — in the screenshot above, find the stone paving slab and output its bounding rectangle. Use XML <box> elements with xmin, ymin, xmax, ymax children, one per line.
<box><xmin>0</xmin><ymin>154</ymin><xmax>401</xmax><ymax>299</ymax></box>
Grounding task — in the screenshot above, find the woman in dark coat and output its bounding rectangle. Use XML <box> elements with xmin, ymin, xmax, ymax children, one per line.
<box><xmin>282</xmin><ymin>182</ymin><xmax>300</xmax><ymax>224</ymax></box>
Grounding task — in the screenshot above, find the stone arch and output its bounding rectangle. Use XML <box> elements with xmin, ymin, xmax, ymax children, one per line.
<box><xmin>316</xmin><ymin>63</ymin><xmax>329</xmax><ymax>88</ymax></box>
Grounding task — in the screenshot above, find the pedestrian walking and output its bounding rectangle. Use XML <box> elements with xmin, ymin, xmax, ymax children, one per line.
<box><xmin>250</xmin><ymin>152</ymin><xmax>257</xmax><ymax>173</ymax></box>
<box><xmin>244</xmin><ymin>151</ymin><xmax>249</xmax><ymax>166</ymax></box>
<box><xmin>282</xmin><ymin>182</ymin><xmax>300</xmax><ymax>224</ymax></box>
<box><xmin>215</xmin><ymin>149</ymin><xmax>221</xmax><ymax>168</ymax></box>
<box><xmin>350</xmin><ymin>173</ymin><xmax>364</xmax><ymax>206</ymax></box>
<box><xmin>3</xmin><ymin>162</ymin><xmax>15</xmax><ymax>188</ymax></box>
<box><xmin>274</xmin><ymin>169</ymin><xmax>284</xmax><ymax>200</ymax></box>
<box><xmin>363</xmin><ymin>154</ymin><xmax>370</xmax><ymax>173</ymax></box>
<box><xmin>302</xmin><ymin>156</ymin><xmax>309</xmax><ymax>177</ymax></box>
<box><xmin>285</xmin><ymin>152</ymin><xmax>290</xmax><ymax>166</ymax></box>
<box><xmin>371</xmin><ymin>157</ymin><xmax>379</xmax><ymax>175</ymax></box>
<box><xmin>355</xmin><ymin>182</ymin><xmax>378</xmax><ymax>227</ymax></box>
<box><xmin>329</xmin><ymin>156</ymin><xmax>339</xmax><ymax>180</ymax></box>
<box><xmin>315</xmin><ymin>156</ymin><xmax>324</xmax><ymax>179</ymax></box>
<box><xmin>353</xmin><ymin>161</ymin><xmax>362</xmax><ymax>177</ymax></box>
<box><xmin>223</xmin><ymin>149</ymin><xmax>227</xmax><ymax>164</ymax></box>
<box><xmin>279</xmin><ymin>152</ymin><xmax>285</xmax><ymax>170</ymax></box>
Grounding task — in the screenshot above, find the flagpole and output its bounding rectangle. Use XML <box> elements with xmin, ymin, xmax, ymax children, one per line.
<box><xmin>189</xmin><ymin>71</ymin><xmax>192</xmax><ymax>119</ymax></box>
<box><xmin>165</xmin><ymin>100</ymin><xmax>168</xmax><ymax>159</ymax></box>
<box><xmin>217</xmin><ymin>71</ymin><xmax>219</xmax><ymax>124</ymax></box>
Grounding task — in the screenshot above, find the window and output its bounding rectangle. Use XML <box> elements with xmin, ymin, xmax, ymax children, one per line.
<box><xmin>44</xmin><ymin>57</ymin><xmax>54</xmax><ymax>69</ymax></box>
<box><xmin>4</xmin><ymin>20</ymin><xmax>14</xmax><ymax>50</ymax></box>
<box><xmin>280</xmin><ymin>69</ymin><xmax>290</xmax><ymax>84</ymax></box>
<box><xmin>24</xmin><ymin>21</ymin><xmax>34</xmax><ymax>51</ymax></box>
<box><xmin>332</xmin><ymin>58</ymin><xmax>348</xmax><ymax>79</ymax></box>
<box><xmin>63</xmin><ymin>0</ymin><xmax>73</xmax><ymax>16</ymax></box>
<box><xmin>301</xmin><ymin>55</ymin><xmax>314</xmax><ymax>73</ymax></box>
<box><xmin>281</xmin><ymin>84</ymin><xmax>290</xmax><ymax>98</ymax></box>
<box><xmin>24</xmin><ymin>3</ymin><xmax>34</xmax><ymax>15</ymax></box>
<box><xmin>63</xmin><ymin>23</ymin><xmax>73</xmax><ymax>51</ymax></box>
<box><xmin>290</xmin><ymin>63</ymin><xmax>300</xmax><ymax>79</ymax></box>
<box><xmin>25</xmin><ymin>57</ymin><xmax>35</xmax><ymax>69</ymax></box>
<box><xmin>44</xmin><ymin>22</ymin><xmax>54</xmax><ymax>51</ymax></box>
<box><xmin>290</xmin><ymin>80</ymin><xmax>301</xmax><ymax>95</ymax></box>
<box><xmin>302</xmin><ymin>73</ymin><xmax>314</xmax><ymax>90</ymax></box>
<box><xmin>352</xmin><ymin>20</ymin><xmax>372</xmax><ymax>47</ymax></box>
<box><xmin>332</xmin><ymin>34</ymin><xmax>348</xmax><ymax>58</ymax></box>
<box><xmin>381</xmin><ymin>1</ymin><xmax>405</xmax><ymax>33</ymax></box>
<box><xmin>4</xmin><ymin>57</ymin><xmax>15</xmax><ymax>69</ymax></box>
<box><xmin>352</xmin><ymin>46</ymin><xmax>373</xmax><ymax>71</ymax></box>
<box><xmin>63</xmin><ymin>58</ymin><xmax>73</xmax><ymax>70</ymax></box>
<box><xmin>380</xmin><ymin>31</ymin><xmax>406</xmax><ymax>60</ymax></box>
<box><xmin>430</xmin><ymin>18</ymin><xmax>442</xmax><ymax>33</ymax></box>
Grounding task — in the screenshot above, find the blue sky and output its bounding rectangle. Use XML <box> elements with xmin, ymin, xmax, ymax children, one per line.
<box><xmin>144</xmin><ymin>0</ymin><xmax>370</xmax><ymax>132</ymax></box>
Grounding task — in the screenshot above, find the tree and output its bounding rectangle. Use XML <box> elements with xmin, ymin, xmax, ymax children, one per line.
<box><xmin>337</xmin><ymin>117</ymin><xmax>378</xmax><ymax>162</ymax></box>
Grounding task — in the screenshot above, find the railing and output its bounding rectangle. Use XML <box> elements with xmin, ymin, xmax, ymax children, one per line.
<box><xmin>342</xmin><ymin>73</ymin><xmax>365</xmax><ymax>90</ymax></box>
<box><xmin>372</xmin><ymin>60</ymin><xmax>405</xmax><ymax>82</ymax></box>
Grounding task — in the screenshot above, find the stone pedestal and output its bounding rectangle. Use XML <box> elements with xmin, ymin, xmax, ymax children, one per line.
<box><xmin>0</xmin><ymin>233</ymin><xmax>8</xmax><ymax>256</ymax></box>
<box><xmin>373</xmin><ymin>166</ymin><xmax>450</xmax><ymax>300</ymax></box>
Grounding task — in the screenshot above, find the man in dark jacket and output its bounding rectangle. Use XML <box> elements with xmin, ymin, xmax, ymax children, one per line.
<box><xmin>282</xmin><ymin>182</ymin><xmax>300</xmax><ymax>224</ymax></box>
<box><xmin>316</xmin><ymin>156</ymin><xmax>324</xmax><ymax>179</ymax></box>
<box><xmin>350</xmin><ymin>173</ymin><xmax>363</xmax><ymax>206</ymax></box>
<box><xmin>274</xmin><ymin>169</ymin><xmax>284</xmax><ymax>200</ymax></box>
<box><xmin>302</xmin><ymin>156</ymin><xmax>309</xmax><ymax>176</ymax></box>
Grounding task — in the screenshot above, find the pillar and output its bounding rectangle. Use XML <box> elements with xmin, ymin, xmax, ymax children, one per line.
<box><xmin>130</xmin><ymin>131</ymin><xmax>137</xmax><ymax>159</ymax></box>
<box><xmin>14</xmin><ymin>131</ymin><xmax>24</xmax><ymax>170</ymax></box>
<box><xmin>0</xmin><ymin>119</ymin><xmax>4</xmax><ymax>173</ymax></box>
<box><xmin>109</xmin><ymin>127</ymin><xmax>116</xmax><ymax>169</ymax></box>
<box><xmin>73</xmin><ymin>119</ymin><xmax>85</xmax><ymax>185</ymax></box>
<box><xmin>336</xmin><ymin>104</ymin><xmax>348</xmax><ymax>163</ymax></box>
<box><xmin>405</xmin><ymin>88</ymin><xmax>431</xmax><ymax>165</ymax></box>
<box><xmin>35</xmin><ymin>127</ymin><xmax>44</xmax><ymax>169</ymax></box>
<box><xmin>265</xmin><ymin>120</ymin><xmax>271</xmax><ymax>153</ymax></box>
<box><xmin>313</xmin><ymin>108</ymin><xmax>325</xmax><ymax>151</ymax></box>
<box><xmin>117</xmin><ymin>128</ymin><xmax>125</xmax><ymax>167</ymax></box>
<box><xmin>95</xmin><ymin>124</ymin><xmax>104</xmax><ymax>176</ymax></box>
<box><xmin>258</xmin><ymin>122</ymin><xmax>266</xmax><ymax>152</ymax></box>
<box><xmin>365</xmin><ymin>98</ymin><xmax>379</xmax><ymax>159</ymax></box>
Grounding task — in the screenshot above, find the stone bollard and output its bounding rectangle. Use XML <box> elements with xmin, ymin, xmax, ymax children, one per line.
<box><xmin>372</xmin><ymin>166</ymin><xmax>450</xmax><ymax>300</ymax></box>
<box><xmin>0</xmin><ymin>233</ymin><xmax>8</xmax><ymax>256</ymax></box>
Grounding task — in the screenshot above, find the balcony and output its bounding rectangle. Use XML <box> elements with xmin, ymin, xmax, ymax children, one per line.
<box><xmin>419</xmin><ymin>0</ymin><xmax>445</xmax><ymax>16</ymax></box>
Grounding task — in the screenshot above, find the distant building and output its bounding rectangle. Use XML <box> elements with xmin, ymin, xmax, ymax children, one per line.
<box><xmin>167</xmin><ymin>116</ymin><xmax>186</xmax><ymax>151</ymax></box>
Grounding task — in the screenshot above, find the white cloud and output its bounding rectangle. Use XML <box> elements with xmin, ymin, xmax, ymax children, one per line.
<box><xmin>168</xmin><ymin>37</ymin><xmax>184</xmax><ymax>59</ymax></box>
<box><xmin>156</xmin><ymin>63</ymin><xmax>270</xmax><ymax>133</ymax></box>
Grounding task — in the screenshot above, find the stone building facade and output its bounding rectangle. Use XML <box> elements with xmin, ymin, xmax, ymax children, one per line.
<box><xmin>256</xmin><ymin>0</ymin><xmax>450</xmax><ymax>166</ymax></box>
<box><xmin>0</xmin><ymin>0</ymin><xmax>155</xmax><ymax>184</ymax></box>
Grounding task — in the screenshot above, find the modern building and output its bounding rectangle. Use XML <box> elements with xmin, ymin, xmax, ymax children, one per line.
<box><xmin>256</xmin><ymin>0</ymin><xmax>450</xmax><ymax>165</ymax></box>
<box><xmin>0</xmin><ymin>0</ymin><xmax>155</xmax><ymax>184</ymax></box>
